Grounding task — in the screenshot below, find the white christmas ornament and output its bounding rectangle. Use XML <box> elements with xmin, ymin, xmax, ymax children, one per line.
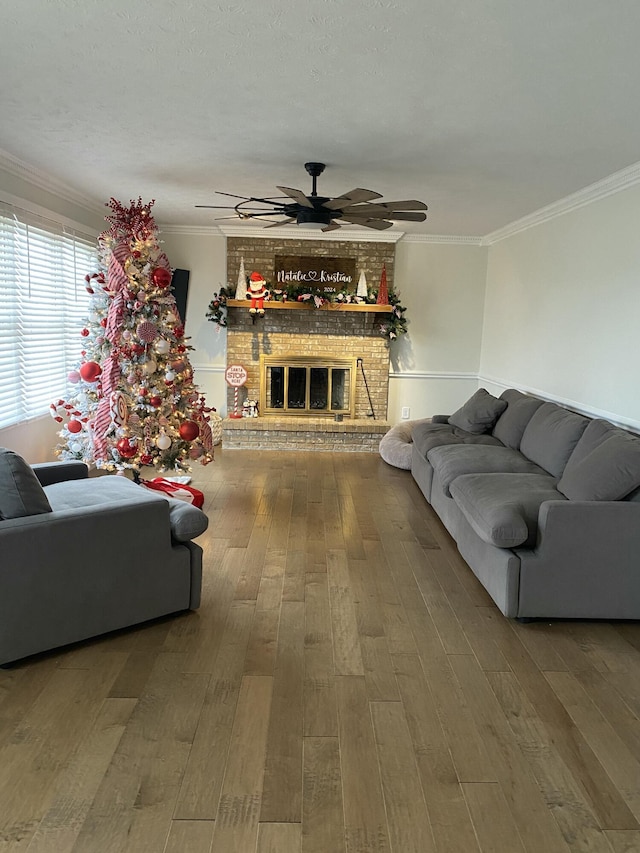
<box><xmin>156</xmin><ymin>432</ymin><xmax>171</xmax><ymax>450</ymax></box>
<box><xmin>143</xmin><ymin>360</ymin><xmax>157</xmax><ymax>375</ymax></box>
<box><xmin>155</xmin><ymin>338</ymin><xmax>170</xmax><ymax>355</ymax></box>
<box><xmin>165</xmin><ymin>370</ymin><xmax>176</xmax><ymax>382</ymax></box>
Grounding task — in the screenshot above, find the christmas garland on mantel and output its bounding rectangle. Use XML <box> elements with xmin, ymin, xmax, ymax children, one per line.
<box><xmin>206</xmin><ymin>284</ymin><xmax>408</xmax><ymax>340</ymax></box>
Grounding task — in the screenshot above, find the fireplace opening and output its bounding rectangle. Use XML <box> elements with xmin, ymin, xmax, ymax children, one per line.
<box><xmin>260</xmin><ymin>355</ymin><xmax>356</xmax><ymax>417</ymax></box>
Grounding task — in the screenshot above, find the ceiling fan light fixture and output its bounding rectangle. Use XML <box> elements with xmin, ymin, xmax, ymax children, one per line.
<box><xmin>296</xmin><ymin>208</ymin><xmax>332</xmax><ymax>230</ymax></box>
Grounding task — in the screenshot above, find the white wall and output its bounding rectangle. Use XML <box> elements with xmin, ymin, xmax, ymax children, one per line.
<box><xmin>480</xmin><ymin>183</ymin><xmax>640</xmax><ymax>429</ymax></box>
<box><xmin>389</xmin><ymin>240</ymin><xmax>488</xmax><ymax>421</ymax></box>
<box><xmin>159</xmin><ymin>230</ymin><xmax>229</xmax><ymax>415</ymax></box>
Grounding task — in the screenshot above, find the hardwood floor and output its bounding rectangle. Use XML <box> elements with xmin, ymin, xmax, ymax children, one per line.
<box><xmin>2</xmin><ymin>449</ymin><xmax>640</xmax><ymax>852</ymax></box>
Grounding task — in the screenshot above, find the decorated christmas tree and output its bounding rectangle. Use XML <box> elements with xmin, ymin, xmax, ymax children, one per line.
<box><xmin>52</xmin><ymin>197</ymin><xmax>214</xmax><ymax>472</ymax></box>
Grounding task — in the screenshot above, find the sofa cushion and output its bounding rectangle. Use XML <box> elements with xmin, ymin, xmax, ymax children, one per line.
<box><xmin>0</xmin><ymin>447</ymin><xmax>52</xmax><ymax>520</ymax></box>
<box><xmin>448</xmin><ymin>389</ymin><xmax>508</xmax><ymax>435</ymax></box>
<box><xmin>427</xmin><ymin>445</ymin><xmax>547</xmax><ymax>497</ymax></box>
<box><xmin>561</xmin><ymin>418</ymin><xmax>619</xmax><ymax>470</ymax></box>
<box><xmin>450</xmin><ymin>472</ymin><xmax>564</xmax><ymax>549</ymax></box>
<box><xmin>45</xmin><ymin>475</ymin><xmax>208</xmax><ymax>542</ymax></box>
<box><xmin>558</xmin><ymin>429</ymin><xmax>640</xmax><ymax>501</ymax></box>
<box><xmin>412</xmin><ymin>422</ymin><xmax>503</xmax><ymax>458</ymax></box>
<box><xmin>492</xmin><ymin>393</ymin><xmax>545</xmax><ymax>449</ymax></box>
<box><xmin>519</xmin><ymin>403</ymin><xmax>589</xmax><ymax>477</ymax></box>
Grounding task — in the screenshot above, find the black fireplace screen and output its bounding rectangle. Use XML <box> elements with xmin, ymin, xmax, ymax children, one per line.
<box><xmin>261</xmin><ymin>357</ymin><xmax>356</xmax><ymax>417</ymax></box>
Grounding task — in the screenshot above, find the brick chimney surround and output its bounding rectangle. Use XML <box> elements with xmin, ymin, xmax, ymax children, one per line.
<box><xmin>222</xmin><ymin>236</ymin><xmax>394</xmax><ymax>451</ymax></box>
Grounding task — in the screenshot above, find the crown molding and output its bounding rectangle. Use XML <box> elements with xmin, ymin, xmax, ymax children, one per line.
<box><xmin>0</xmin><ymin>147</ymin><xmax>104</xmax><ymax>217</ymax></box>
<box><xmin>398</xmin><ymin>233</ymin><xmax>484</xmax><ymax>245</ymax></box>
<box><xmin>158</xmin><ymin>224</ymin><xmax>224</xmax><ymax>236</ymax></box>
<box><xmin>216</xmin><ymin>223</ymin><xmax>404</xmax><ymax>243</ymax></box>
<box><xmin>481</xmin><ymin>160</ymin><xmax>640</xmax><ymax>245</ymax></box>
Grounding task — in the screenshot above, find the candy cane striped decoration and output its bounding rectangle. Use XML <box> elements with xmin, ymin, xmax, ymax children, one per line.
<box><xmin>92</xmin><ymin>239</ymin><xmax>131</xmax><ymax>460</ymax></box>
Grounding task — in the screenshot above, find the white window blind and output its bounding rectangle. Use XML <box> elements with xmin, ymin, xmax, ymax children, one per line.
<box><xmin>0</xmin><ymin>203</ymin><xmax>96</xmax><ymax>429</ymax></box>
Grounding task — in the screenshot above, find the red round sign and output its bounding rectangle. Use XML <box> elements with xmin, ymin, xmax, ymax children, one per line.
<box><xmin>225</xmin><ymin>364</ymin><xmax>248</xmax><ymax>387</ymax></box>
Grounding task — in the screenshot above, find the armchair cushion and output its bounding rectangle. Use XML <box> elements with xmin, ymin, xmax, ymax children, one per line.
<box><xmin>44</xmin><ymin>475</ymin><xmax>208</xmax><ymax>542</ymax></box>
<box><xmin>448</xmin><ymin>389</ymin><xmax>507</xmax><ymax>435</ymax></box>
<box><xmin>0</xmin><ymin>447</ymin><xmax>52</xmax><ymax>520</ymax></box>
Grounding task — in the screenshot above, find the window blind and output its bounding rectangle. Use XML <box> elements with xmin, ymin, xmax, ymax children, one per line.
<box><xmin>0</xmin><ymin>203</ymin><xmax>96</xmax><ymax>429</ymax></box>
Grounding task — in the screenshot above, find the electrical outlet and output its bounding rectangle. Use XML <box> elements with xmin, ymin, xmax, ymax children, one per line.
<box><xmin>401</xmin><ymin>407</ymin><xmax>410</xmax><ymax>420</ymax></box>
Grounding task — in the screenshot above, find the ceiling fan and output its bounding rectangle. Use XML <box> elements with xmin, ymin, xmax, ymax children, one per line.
<box><xmin>195</xmin><ymin>162</ymin><xmax>428</xmax><ymax>232</ymax></box>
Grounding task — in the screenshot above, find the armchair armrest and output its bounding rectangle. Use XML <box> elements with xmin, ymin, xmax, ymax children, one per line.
<box><xmin>516</xmin><ymin>499</ymin><xmax>640</xmax><ymax>618</ymax></box>
<box><xmin>431</xmin><ymin>415</ymin><xmax>450</xmax><ymax>424</ymax></box>
<box><xmin>32</xmin><ymin>461</ymin><xmax>89</xmax><ymax>486</ymax></box>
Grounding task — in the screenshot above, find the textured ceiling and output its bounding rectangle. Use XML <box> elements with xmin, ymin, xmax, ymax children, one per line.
<box><xmin>2</xmin><ymin>0</ymin><xmax>640</xmax><ymax>236</ymax></box>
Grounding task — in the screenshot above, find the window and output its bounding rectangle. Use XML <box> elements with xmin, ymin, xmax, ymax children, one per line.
<box><xmin>0</xmin><ymin>203</ymin><xmax>96</xmax><ymax>429</ymax></box>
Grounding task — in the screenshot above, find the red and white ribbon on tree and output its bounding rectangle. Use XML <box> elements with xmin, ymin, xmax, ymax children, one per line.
<box><xmin>92</xmin><ymin>239</ymin><xmax>131</xmax><ymax>458</ymax></box>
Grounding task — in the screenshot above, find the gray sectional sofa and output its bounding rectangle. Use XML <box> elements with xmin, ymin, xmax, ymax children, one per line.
<box><xmin>0</xmin><ymin>449</ymin><xmax>207</xmax><ymax>665</ymax></box>
<box><xmin>411</xmin><ymin>389</ymin><xmax>640</xmax><ymax>620</ymax></box>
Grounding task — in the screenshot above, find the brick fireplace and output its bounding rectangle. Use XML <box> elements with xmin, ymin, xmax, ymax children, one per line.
<box><xmin>222</xmin><ymin>235</ymin><xmax>395</xmax><ymax>451</ymax></box>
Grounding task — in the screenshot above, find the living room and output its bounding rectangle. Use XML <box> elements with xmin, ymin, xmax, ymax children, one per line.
<box><xmin>2</xmin><ymin>2</ymin><xmax>640</xmax><ymax>851</ymax></box>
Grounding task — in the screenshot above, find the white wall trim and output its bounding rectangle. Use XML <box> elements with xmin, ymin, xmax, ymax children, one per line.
<box><xmin>481</xmin><ymin>160</ymin><xmax>640</xmax><ymax>245</ymax></box>
<box><xmin>398</xmin><ymin>233</ymin><xmax>484</xmax><ymax>245</ymax></box>
<box><xmin>159</xmin><ymin>224</ymin><xmax>224</xmax><ymax>236</ymax></box>
<box><xmin>389</xmin><ymin>371</ymin><xmax>478</xmax><ymax>381</ymax></box>
<box><xmin>479</xmin><ymin>374</ymin><xmax>640</xmax><ymax>432</ymax></box>
<box><xmin>0</xmin><ymin>147</ymin><xmax>104</xmax><ymax>217</ymax></box>
<box><xmin>191</xmin><ymin>364</ymin><xmax>226</xmax><ymax>373</ymax></box>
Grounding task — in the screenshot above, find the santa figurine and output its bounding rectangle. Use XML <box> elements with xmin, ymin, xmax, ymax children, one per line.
<box><xmin>248</xmin><ymin>271</ymin><xmax>269</xmax><ymax>315</ymax></box>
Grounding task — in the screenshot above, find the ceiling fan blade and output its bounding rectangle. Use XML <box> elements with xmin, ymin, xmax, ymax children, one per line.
<box><xmin>340</xmin><ymin>216</ymin><xmax>393</xmax><ymax>230</ymax></box>
<box><xmin>195</xmin><ymin>204</ymin><xmax>241</xmax><ymax>209</ymax></box>
<box><xmin>324</xmin><ymin>188</ymin><xmax>383</xmax><ymax>209</ymax></box>
<box><xmin>385</xmin><ymin>211</ymin><xmax>427</xmax><ymax>222</ymax></box>
<box><xmin>377</xmin><ymin>199</ymin><xmax>428</xmax><ymax>211</ymax></box>
<box><xmin>276</xmin><ymin>186</ymin><xmax>313</xmax><ymax>208</ymax></box>
<box><xmin>321</xmin><ymin>221</ymin><xmax>341</xmax><ymax>232</ymax></box>
<box><xmin>263</xmin><ymin>218</ymin><xmax>296</xmax><ymax>228</ymax></box>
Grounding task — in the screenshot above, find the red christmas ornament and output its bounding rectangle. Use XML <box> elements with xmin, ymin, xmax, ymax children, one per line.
<box><xmin>139</xmin><ymin>387</ymin><xmax>148</xmax><ymax>396</ymax></box>
<box><xmin>132</xmin><ymin>344</ymin><xmax>145</xmax><ymax>355</ymax></box>
<box><xmin>67</xmin><ymin>419</ymin><xmax>82</xmax><ymax>434</ymax></box>
<box><xmin>174</xmin><ymin>326</ymin><xmax>184</xmax><ymax>339</ymax></box>
<box><xmin>149</xmin><ymin>395</ymin><xmax>162</xmax><ymax>407</ymax></box>
<box><xmin>139</xmin><ymin>453</ymin><xmax>153</xmax><ymax>465</ymax></box>
<box><xmin>116</xmin><ymin>437</ymin><xmax>138</xmax><ymax>459</ymax></box>
<box><xmin>79</xmin><ymin>361</ymin><xmax>102</xmax><ymax>382</ymax></box>
<box><xmin>80</xmin><ymin>328</ymin><xmax>90</xmax><ymax>337</ymax></box>
<box><xmin>152</xmin><ymin>267</ymin><xmax>172</xmax><ymax>289</ymax></box>
<box><xmin>179</xmin><ymin>420</ymin><xmax>200</xmax><ymax>441</ymax></box>
<box><xmin>100</xmin><ymin>318</ymin><xmax>107</xmax><ymax>327</ymax></box>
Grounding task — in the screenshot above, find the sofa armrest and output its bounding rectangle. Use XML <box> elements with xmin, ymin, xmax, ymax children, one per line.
<box><xmin>516</xmin><ymin>499</ymin><xmax>640</xmax><ymax>618</ymax></box>
<box><xmin>32</xmin><ymin>461</ymin><xmax>89</xmax><ymax>486</ymax></box>
<box><xmin>431</xmin><ymin>415</ymin><xmax>450</xmax><ymax>424</ymax></box>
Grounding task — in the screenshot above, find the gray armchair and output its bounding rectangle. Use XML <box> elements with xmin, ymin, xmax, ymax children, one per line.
<box><xmin>0</xmin><ymin>448</ymin><xmax>207</xmax><ymax>665</ymax></box>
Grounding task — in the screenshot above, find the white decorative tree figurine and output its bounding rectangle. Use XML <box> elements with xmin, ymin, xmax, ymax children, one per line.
<box><xmin>53</xmin><ymin>197</ymin><xmax>214</xmax><ymax>473</ymax></box>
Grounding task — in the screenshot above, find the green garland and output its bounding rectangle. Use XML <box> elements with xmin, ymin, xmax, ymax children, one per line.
<box><xmin>206</xmin><ymin>282</ymin><xmax>408</xmax><ymax>340</ymax></box>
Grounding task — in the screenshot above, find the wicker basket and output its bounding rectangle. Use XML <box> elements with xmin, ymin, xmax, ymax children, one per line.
<box><xmin>210</xmin><ymin>411</ymin><xmax>223</xmax><ymax>446</ymax></box>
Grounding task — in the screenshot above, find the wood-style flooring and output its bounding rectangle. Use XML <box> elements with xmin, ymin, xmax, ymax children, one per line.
<box><xmin>2</xmin><ymin>449</ymin><xmax>640</xmax><ymax>852</ymax></box>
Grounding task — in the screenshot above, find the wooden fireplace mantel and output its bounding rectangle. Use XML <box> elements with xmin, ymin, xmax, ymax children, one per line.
<box><xmin>226</xmin><ymin>299</ymin><xmax>393</xmax><ymax>313</ymax></box>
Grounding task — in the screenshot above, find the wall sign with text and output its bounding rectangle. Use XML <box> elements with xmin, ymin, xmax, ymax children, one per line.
<box><xmin>274</xmin><ymin>255</ymin><xmax>356</xmax><ymax>293</ymax></box>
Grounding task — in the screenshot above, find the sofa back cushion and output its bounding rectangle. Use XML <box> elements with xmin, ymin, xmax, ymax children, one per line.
<box><xmin>0</xmin><ymin>447</ymin><xmax>52</xmax><ymax>520</ymax></box>
<box><xmin>492</xmin><ymin>392</ymin><xmax>545</xmax><ymax>449</ymax></box>
<box><xmin>558</xmin><ymin>427</ymin><xmax>640</xmax><ymax>501</ymax></box>
<box><xmin>519</xmin><ymin>403</ymin><xmax>589</xmax><ymax>477</ymax></box>
<box><xmin>448</xmin><ymin>389</ymin><xmax>507</xmax><ymax>435</ymax></box>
